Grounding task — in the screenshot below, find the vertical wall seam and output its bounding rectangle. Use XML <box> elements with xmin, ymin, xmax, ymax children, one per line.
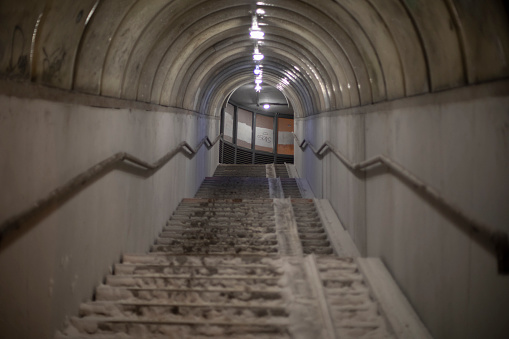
<box><xmin>365</xmin><ymin>0</ymin><xmax>407</xmax><ymax>97</ymax></box>
<box><xmin>30</xmin><ymin>11</ymin><xmax>45</xmax><ymax>81</ymax></box>
<box><xmin>99</xmin><ymin>0</ymin><xmax>139</xmax><ymax>96</ymax></box>
<box><xmin>72</xmin><ymin>0</ymin><xmax>102</xmax><ymax>91</ymax></box>
<box><xmin>397</xmin><ymin>0</ymin><xmax>432</xmax><ymax>93</ymax></box>
<box><xmin>442</xmin><ymin>0</ymin><xmax>470</xmax><ymax>84</ymax></box>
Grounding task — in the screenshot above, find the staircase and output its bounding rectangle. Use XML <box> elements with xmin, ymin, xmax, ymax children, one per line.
<box><xmin>57</xmin><ymin>164</ymin><xmax>431</xmax><ymax>339</ymax></box>
<box><xmin>292</xmin><ymin>199</ymin><xmax>333</xmax><ymax>255</ymax></box>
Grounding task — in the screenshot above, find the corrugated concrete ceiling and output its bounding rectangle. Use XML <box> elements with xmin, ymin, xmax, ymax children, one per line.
<box><xmin>0</xmin><ymin>0</ymin><xmax>508</xmax><ymax>117</ymax></box>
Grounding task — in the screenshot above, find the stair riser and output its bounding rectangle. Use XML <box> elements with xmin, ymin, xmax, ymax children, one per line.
<box><xmin>114</xmin><ymin>264</ymin><xmax>281</xmax><ymax>277</ymax></box>
<box><xmin>96</xmin><ymin>287</ymin><xmax>283</xmax><ymax>304</ymax></box>
<box><xmin>80</xmin><ymin>303</ymin><xmax>288</xmax><ymax>320</ymax></box>
<box><xmin>150</xmin><ymin>245</ymin><xmax>279</xmax><ymax>254</ymax></box>
<box><xmin>70</xmin><ymin>318</ymin><xmax>290</xmax><ymax>337</ymax></box>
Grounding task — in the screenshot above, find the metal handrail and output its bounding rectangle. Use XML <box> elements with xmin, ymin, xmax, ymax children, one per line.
<box><xmin>294</xmin><ymin>133</ymin><xmax>509</xmax><ymax>273</ymax></box>
<box><xmin>0</xmin><ymin>134</ymin><xmax>223</xmax><ymax>241</ymax></box>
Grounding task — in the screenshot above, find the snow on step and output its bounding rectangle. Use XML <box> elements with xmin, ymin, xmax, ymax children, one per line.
<box><xmin>280</xmin><ymin>178</ymin><xmax>302</xmax><ymax>198</ymax></box>
<box><xmin>64</xmin><ymin>317</ymin><xmax>290</xmax><ymax>339</ymax></box>
<box><xmin>291</xmin><ymin>199</ymin><xmax>334</xmax><ymax>255</ymax></box>
<box><xmin>195</xmin><ymin>177</ymin><xmax>270</xmax><ymax>199</ymax></box>
<box><xmin>274</xmin><ymin>164</ymin><xmax>290</xmax><ymax>178</ymax></box>
<box><xmin>314</xmin><ymin>256</ymin><xmax>395</xmax><ymax>338</ymax></box>
<box><xmin>213</xmin><ymin>164</ymin><xmax>267</xmax><ymax>177</ymax></box>
<box><xmin>95</xmin><ymin>285</ymin><xmax>284</xmax><ymax>304</ymax></box>
<box><xmin>57</xmin><ymin>165</ymin><xmax>431</xmax><ymax>339</ymax></box>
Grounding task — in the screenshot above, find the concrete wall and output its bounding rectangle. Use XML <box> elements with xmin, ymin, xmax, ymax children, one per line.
<box><xmin>0</xmin><ymin>86</ymin><xmax>220</xmax><ymax>339</ymax></box>
<box><xmin>295</xmin><ymin>80</ymin><xmax>509</xmax><ymax>339</ymax></box>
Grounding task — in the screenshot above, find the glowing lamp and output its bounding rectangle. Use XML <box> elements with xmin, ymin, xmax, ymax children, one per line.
<box><xmin>253</xmin><ymin>53</ymin><xmax>264</xmax><ymax>61</ymax></box>
<box><xmin>250</xmin><ymin>29</ymin><xmax>264</xmax><ymax>39</ymax></box>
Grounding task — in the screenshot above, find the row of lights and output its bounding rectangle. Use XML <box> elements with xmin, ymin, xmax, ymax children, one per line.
<box><xmin>249</xmin><ymin>4</ymin><xmax>294</xmax><ymax>110</ymax></box>
<box><xmin>250</xmin><ymin>7</ymin><xmax>266</xmax><ymax>108</ymax></box>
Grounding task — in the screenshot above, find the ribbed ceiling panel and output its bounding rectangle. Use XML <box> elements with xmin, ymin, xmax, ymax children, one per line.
<box><xmin>1</xmin><ymin>0</ymin><xmax>508</xmax><ymax>117</ymax></box>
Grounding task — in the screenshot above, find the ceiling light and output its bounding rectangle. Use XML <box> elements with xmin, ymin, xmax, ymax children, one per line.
<box><xmin>254</xmin><ymin>66</ymin><xmax>261</xmax><ymax>75</ymax></box>
<box><xmin>253</xmin><ymin>45</ymin><xmax>264</xmax><ymax>61</ymax></box>
<box><xmin>250</xmin><ymin>29</ymin><xmax>264</xmax><ymax>39</ymax></box>
<box><xmin>256</xmin><ymin>9</ymin><xmax>265</xmax><ymax>15</ymax></box>
<box><xmin>255</xmin><ymin>78</ymin><xmax>262</xmax><ymax>84</ymax></box>
<box><xmin>263</xmin><ymin>104</ymin><xmax>270</xmax><ymax>109</ymax></box>
<box><xmin>250</xmin><ymin>15</ymin><xmax>264</xmax><ymax>40</ymax></box>
<box><xmin>255</xmin><ymin>84</ymin><xmax>262</xmax><ymax>92</ymax></box>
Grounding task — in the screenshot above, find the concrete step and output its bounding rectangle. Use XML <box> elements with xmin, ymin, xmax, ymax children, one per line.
<box><xmin>280</xmin><ymin>179</ymin><xmax>302</xmax><ymax>198</ymax></box>
<box><xmin>195</xmin><ymin>178</ymin><xmax>271</xmax><ymax>199</ymax></box>
<box><xmin>66</xmin><ymin>316</ymin><xmax>290</xmax><ymax>338</ymax></box>
<box><xmin>154</xmin><ymin>238</ymin><xmax>277</xmax><ymax>246</ymax></box>
<box><xmin>172</xmin><ymin>210</ymin><xmax>274</xmax><ymax>217</ymax></box>
<box><xmin>159</xmin><ymin>227</ymin><xmax>276</xmax><ymax>236</ymax></box>
<box><xmin>121</xmin><ymin>253</ymin><xmax>282</xmax><ymax>266</ymax></box>
<box><xmin>57</xmin><ymin>166</ymin><xmax>432</xmax><ymax>339</ymax></box>
<box><xmin>288</xmin><ymin>199</ymin><xmax>335</xmax><ymax>256</ymax></box>
<box><xmin>293</xmin><ymin>226</ymin><xmax>326</xmax><ymax>233</ymax></box>
<box><xmin>214</xmin><ymin>164</ymin><xmax>268</xmax><ymax>177</ymax></box>
<box><xmin>294</xmin><ymin>232</ymin><xmax>328</xmax><ymax>240</ymax></box>
<box><xmin>95</xmin><ymin>285</ymin><xmax>283</xmax><ymax>303</ymax></box>
<box><xmin>160</xmin><ymin>229</ymin><xmax>275</xmax><ymax>237</ymax></box>
<box><xmin>302</xmin><ymin>247</ymin><xmax>333</xmax><ymax>255</ymax></box>
<box><xmin>164</xmin><ymin>224</ymin><xmax>276</xmax><ymax>232</ymax></box>
<box><xmin>150</xmin><ymin>244</ymin><xmax>279</xmax><ymax>255</ymax></box>
<box><xmin>58</xmin><ymin>333</ymin><xmax>288</xmax><ymax>339</ymax></box>
<box><xmin>305</xmin><ymin>256</ymin><xmax>396</xmax><ymax>339</ymax></box>
<box><xmin>78</xmin><ymin>300</ymin><xmax>288</xmax><ymax>319</ymax></box>
<box><xmin>105</xmin><ymin>274</ymin><xmax>281</xmax><ymax>290</ymax></box>
<box><xmin>300</xmin><ymin>238</ymin><xmax>331</xmax><ymax>247</ymax></box>
<box><xmin>274</xmin><ymin>164</ymin><xmax>290</xmax><ymax>178</ymax></box>
<box><xmin>114</xmin><ymin>263</ymin><xmax>281</xmax><ymax>277</ymax></box>
<box><xmin>165</xmin><ymin>220</ymin><xmax>275</xmax><ymax>227</ymax></box>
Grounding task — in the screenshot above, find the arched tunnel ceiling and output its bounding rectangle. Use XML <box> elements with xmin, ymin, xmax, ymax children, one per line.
<box><xmin>229</xmin><ymin>83</ymin><xmax>294</xmax><ymax>116</ymax></box>
<box><xmin>0</xmin><ymin>0</ymin><xmax>508</xmax><ymax>118</ymax></box>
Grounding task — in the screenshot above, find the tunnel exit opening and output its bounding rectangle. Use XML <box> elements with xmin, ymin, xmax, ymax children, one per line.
<box><xmin>219</xmin><ymin>84</ymin><xmax>294</xmax><ymax>165</ymax></box>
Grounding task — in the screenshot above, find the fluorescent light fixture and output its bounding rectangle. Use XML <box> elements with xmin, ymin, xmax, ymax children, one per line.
<box><xmin>250</xmin><ymin>15</ymin><xmax>264</xmax><ymax>39</ymax></box>
<box><xmin>254</xmin><ymin>66</ymin><xmax>261</xmax><ymax>75</ymax></box>
<box><xmin>253</xmin><ymin>46</ymin><xmax>264</xmax><ymax>61</ymax></box>
<box><xmin>255</xmin><ymin>84</ymin><xmax>262</xmax><ymax>92</ymax></box>
<box><xmin>255</xmin><ymin>78</ymin><xmax>262</xmax><ymax>84</ymax></box>
<box><xmin>250</xmin><ymin>29</ymin><xmax>264</xmax><ymax>39</ymax></box>
<box><xmin>256</xmin><ymin>9</ymin><xmax>265</xmax><ymax>15</ymax></box>
<box><xmin>263</xmin><ymin>104</ymin><xmax>270</xmax><ymax>109</ymax></box>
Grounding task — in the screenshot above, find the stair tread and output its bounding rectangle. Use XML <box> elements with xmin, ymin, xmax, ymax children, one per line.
<box><xmin>56</xmin><ymin>167</ymin><xmax>412</xmax><ymax>339</ymax></box>
<box><xmin>71</xmin><ymin>316</ymin><xmax>290</xmax><ymax>326</ymax></box>
<box><xmin>106</xmin><ymin>273</ymin><xmax>281</xmax><ymax>280</ymax></box>
<box><xmin>82</xmin><ymin>300</ymin><xmax>287</xmax><ymax>309</ymax></box>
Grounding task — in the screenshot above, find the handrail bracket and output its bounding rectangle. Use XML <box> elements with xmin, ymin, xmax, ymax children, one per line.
<box><xmin>293</xmin><ymin>132</ymin><xmax>509</xmax><ymax>275</ymax></box>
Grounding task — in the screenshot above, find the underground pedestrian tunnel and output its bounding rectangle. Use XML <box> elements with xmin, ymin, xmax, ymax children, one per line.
<box><xmin>0</xmin><ymin>1</ymin><xmax>508</xmax><ymax>338</ymax></box>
